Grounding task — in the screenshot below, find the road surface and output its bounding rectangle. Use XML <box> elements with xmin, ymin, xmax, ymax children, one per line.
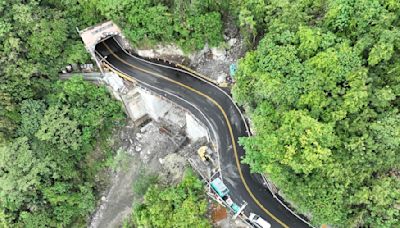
<box><xmin>95</xmin><ymin>37</ymin><xmax>311</xmax><ymax>228</ymax></box>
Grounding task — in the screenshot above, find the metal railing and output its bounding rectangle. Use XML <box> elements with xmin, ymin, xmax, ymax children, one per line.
<box><xmin>99</xmin><ymin>38</ymin><xmax>315</xmax><ymax>228</ymax></box>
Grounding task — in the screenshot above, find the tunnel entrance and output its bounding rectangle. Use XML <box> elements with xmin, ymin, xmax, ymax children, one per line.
<box><xmin>79</xmin><ymin>21</ymin><xmax>129</xmax><ymax>74</ymax></box>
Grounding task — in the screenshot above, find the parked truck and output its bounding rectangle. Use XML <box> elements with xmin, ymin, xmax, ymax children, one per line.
<box><xmin>210</xmin><ymin>177</ymin><xmax>229</xmax><ymax>198</ymax></box>
<box><xmin>210</xmin><ymin>178</ymin><xmax>246</xmax><ymax>218</ymax></box>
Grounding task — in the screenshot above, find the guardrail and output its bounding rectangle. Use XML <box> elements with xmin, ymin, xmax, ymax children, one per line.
<box><xmin>99</xmin><ymin>38</ymin><xmax>315</xmax><ymax>228</ymax></box>
<box><xmin>188</xmin><ymin>158</ymin><xmax>253</xmax><ymax>227</ymax></box>
<box><xmin>260</xmin><ymin>174</ymin><xmax>315</xmax><ymax>228</ymax></box>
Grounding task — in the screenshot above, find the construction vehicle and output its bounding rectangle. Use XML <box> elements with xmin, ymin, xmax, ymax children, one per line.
<box><xmin>210</xmin><ymin>178</ymin><xmax>247</xmax><ymax>218</ymax></box>
<box><xmin>198</xmin><ymin>146</ymin><xmax>214</xmax><ymax>162</ymax></box>
<box><xmin>210</xmin><ymin>177</ymin><xmax>229</xmax><ymax>198</ymax></box>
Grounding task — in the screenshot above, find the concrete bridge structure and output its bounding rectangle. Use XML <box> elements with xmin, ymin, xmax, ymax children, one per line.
<box><xmin>78</xmin><ymin>21</ymin><xmax>209</xmax><ymax>142</ymax></box>
<box><xmin>78</xmin><ymin>21</ymin><xmax>313</xmax><ymax>228</ymax></box>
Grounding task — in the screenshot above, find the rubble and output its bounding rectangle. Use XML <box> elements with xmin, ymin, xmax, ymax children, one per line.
<box><xmin>159</xmin><ymin>153</ymin><xmax>188</xmax><ymax>185</ymax></box>
<box><xmin>89</xmin><ymin>17</ymin><xmax>247</xmax><ymax>228</ymax></box>
<box><xmin>128</xmin><ymin>19</ymin><xmax>247</xmax><ymax>84</ymax></box>
<box><xmin>210</xmin><ymin>47</ymin><xmax>227</xmax><ymax>61</ymax></box>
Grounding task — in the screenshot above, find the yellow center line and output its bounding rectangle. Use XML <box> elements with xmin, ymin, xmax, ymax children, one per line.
<box><xmin>103</xmin><ymin>64</ymin><xmax>136</xmax><ymax>83</ymax></box>
<box><xmin>102</xmin><ymin>42</ymin><xmax>289</xmax><ymax>228</ymax></box>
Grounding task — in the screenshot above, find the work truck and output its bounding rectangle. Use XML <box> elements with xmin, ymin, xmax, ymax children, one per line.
<box><xmin>210</xmin><ymin>177</ymin><xmax>246</xmax><ymax>217</ymax></box>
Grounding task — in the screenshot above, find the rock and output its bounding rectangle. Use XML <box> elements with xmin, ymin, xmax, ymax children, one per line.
<box><xmin>135</xmin><ymin>133</ymin><xmax>142</xmax><ymax>138</ymax></box>
<box><xmin>136</xmin><ymin>44</ymin><xmax>184</xmax><ymax>59</ymax></box>
<box><xmin>135</xmin><ymin>146</ymin><xmax>141</xmax><ymax>152</ymax></box>
<box><xmin>160</xmin><ymin>153</ymin><xmax>188</xmax><ymax>184</ymax></box>
<box><xmin>228</xmin><ymin>38</ymin><xmax>237</xmax><ymax>47</ymax></box>
<box><xmin>217</xmin><ymin>73</ymin><xmax>227</xmax><ymax>84</ymax></box>
<box><xmin>223</xmin><ymin>34</ymin><xmax>230</xmax><ymax>41</ymax></box>
<box><xmin>136</xmin><ymin>49</ymin><xmax>155</xmax><ymax>58</ymax></box>
<box><xmin>211</xmin><ymin>47</ymin><xmax>227</xmax><ymax>61</ymax></box>
<box><xmin>101</xmin><ymin>196</ymin><xmax>106</xmax><ymax>201</ymax></box>
<box><xmin>188</xmin><ymin>43</ymin><xmax>210</xmax><ymax>63</ymax></box>
<box><xmin>201</xmin><ymin>43</ymin><xmax>210</xmax><ymax>55</ymax></box>
<box><xmin>154</xmin><ymin>44</ymin><xmax>184</xmax><ymax>56</ymax></box>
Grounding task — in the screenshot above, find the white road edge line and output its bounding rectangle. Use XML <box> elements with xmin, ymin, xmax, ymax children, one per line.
<box><xmin>112</xmin><ymin>37</ymin><xmax>251</xmax><ymax>136</ymax></box>
<box><xmin>107</xmin><ymin>38</ymin><xmax>315</xmax><ymax>228</ymax></box>
<box><xmin>110</xmin><ymin>38</ymin><xmax>226</xmax><ymax>179</ymax></box>
<box><xmin>96</xmin><ymin>50</ymin><xmax>222</xmax><ymax>181</ymax></box>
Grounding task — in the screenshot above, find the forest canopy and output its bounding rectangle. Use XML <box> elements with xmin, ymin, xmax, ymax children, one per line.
<box><xmin>233</xmin><ymin>0</ymin><xmax>400</xmax><ymax>227</ymax></box>
<box><xmin>129</xmin><ymin>170</ymin><xmax>211</xmax><ymax>228</ymax></box>
<box><xmin>1</xmin><ymin>0</ymin><xmax>399</xmax><ymax>227</ymax></box>
<box><xmin>0</xmin><ymin>0</ymin><xmax>226</xmax><ymax>226</ymax></box>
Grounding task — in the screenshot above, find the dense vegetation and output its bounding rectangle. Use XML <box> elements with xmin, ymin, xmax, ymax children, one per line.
<box><xmin>0</xmin><ymin>76</ymin><xmax>124</xmax><ymax>226</ymax></box>
<box><xmin>125</xmin><ymin>170</ymin><xmax>211</xmax><ymax>228</ymax></box>
<box><xmin>2</xmin><ymin>0</ymin><xmax>399</xmax><ymax>227</ymax></box>
<box><xmin>0</xmin><ymin>1</ymin><xmax>123</xmax><ymax>226</ymax></box>
<box><xmin>0</xmin><ymin>1</ymin><xmax>226</xmax><ymax>226</ymax></box>
<box><xmin>93</xmin><ymin>0</ymin><xmax>225</xmax><ymax>51</ymax></box>
<box><xmin>233</xmin><ymin>0</ymin><xmax>400</xmax><ymax>227</ymax></box>
<box><xmin>0</xmin><ymin>0</ymin><xmax>121</xmax><ymax>226</ymax></box>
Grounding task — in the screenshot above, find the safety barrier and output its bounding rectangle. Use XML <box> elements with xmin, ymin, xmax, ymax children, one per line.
<box><xmin>102</xmin><ymin>37</ymin><xmax>315</xmax><ymax>228</ymax></box>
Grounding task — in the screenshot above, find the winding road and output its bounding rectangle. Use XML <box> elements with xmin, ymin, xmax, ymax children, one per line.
<box><xmin>95</xmin><ymin>37</ymin><xmax>311</xmax><ymax>228</ymax></box>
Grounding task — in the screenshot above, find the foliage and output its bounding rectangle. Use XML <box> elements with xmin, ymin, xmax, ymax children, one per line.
<box><xmin>233</xmin><ymin>0</ymin><xmax>268</xmax><ymax>45</ymax></box>
<box><xmin>17</xmin><ymin>99</ymin><xmax>46</xmax><ymax>137</ymax></box>
<box><xmin>36</xmin><ymin>106</ymin><xmax>82</xmax><ymax>152</ymax></box>
<box><xmin>0</xmin><ymin>0</ymin><xmax>92</xmax><ymax>139</ymax></box>
<box><xmin>0</xmin><ymin>2</ymin><xmax>91</xmax><ymax>225</ymax></box>
<box><xmin>132</xmin><ymin>167</ymin><xmax>159</xmax><ymax>197</ymax></box>
<box><xmin>130</xmin><ymin>170</ymin><xmax>211</xmax><ymax>228</ymax></box>
<box><xmin>92</xmin><ymin>0</ymin><xmax>224</xmax><ymax>51</ymax></box>
<box><xmin>0</xmin><ymin>0</ymin><xmax>227</xmax><ymax>226</ymax></box>
<box><xmin>0</xmin><ymin>76</ymin><xmax>123</xmax><ymax>227</ymax></box>
<box><xmin>233</xmin><ymin>0</ymin><xmax>400</xmax><ymax>227</ymax></box>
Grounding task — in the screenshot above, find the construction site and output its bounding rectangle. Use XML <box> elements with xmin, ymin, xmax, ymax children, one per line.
<box><xmin>71</xmin><ymin>21</ymin><xmax>250</xmax><ymax>228</ymax></box>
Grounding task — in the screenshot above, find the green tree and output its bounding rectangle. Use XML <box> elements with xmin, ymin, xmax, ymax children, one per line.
<box><xmin>91</xmin><ymin>0</ymin><xmax>223</xmax><ymax>51</ymax></box>
<box><xmin>17</xmin><ymin>99</ymin><xmax>46</xmax><ymax>137</ymax></box>
<box><xmin>0</xmin><ymin>1</ymin><xmax>124</xmax><ymax>227</ymax></box>
<box><xmin>233</xmin><ymin>0</ymin><xmax>400</xmax><ymax>226</ymax></box>
<box><xmin>131</xmin><ymin>170</ymin><xmax>211</xmax><ymax>228</ymax></box>
<box><xmin>0</xmin><ymin>137</ymin><xmax>46</xmax><ymax>220</ymax></box>
<box><xmin>36</xmin><ymin>106</ymin><xmax>82</xmax><ymax>152</ymax></box>
<box><xmin>239</xmin><ymin>8</ymin><xmax>257</xmax><ymax>45</ymax></box>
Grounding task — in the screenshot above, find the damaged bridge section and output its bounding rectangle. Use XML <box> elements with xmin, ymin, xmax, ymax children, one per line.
<box><xmin>78</xmin><ymin>21</ymin><xmax>210</xmax><ymax>142</ymax></box>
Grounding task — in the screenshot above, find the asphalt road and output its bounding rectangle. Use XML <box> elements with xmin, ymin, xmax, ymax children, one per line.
<box><xmin>95</xmin><ymin>37</ymin><xmax>311</xmax><ymax>228</ymax></box>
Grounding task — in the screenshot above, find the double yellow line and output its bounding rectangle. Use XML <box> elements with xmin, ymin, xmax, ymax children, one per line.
<box><xmin>101</xmin><ymin>42</ymin><xmax>289</xmax><ymax>228</ymax></box>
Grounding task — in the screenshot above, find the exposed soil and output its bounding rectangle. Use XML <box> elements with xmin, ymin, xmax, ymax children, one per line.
<box><xmin>89</xmin><ymin>18</ymin><xmax>249</xmax><ymax>228</ymax></box>
<box><xmin>135</xmin><ymin>18</ymin><xmax>248</xmax><ymax>84</ymax></box>
<box><xmin>90</xmin><ymin>154</ymin><xmax>138</xmax><ymax>228</ymax></box>
<box><xmin>211</xmin><ymin>203</ymin><xmax>228</xmax><ymax>223</ymax></box>
<box><xmin>89</xmin><ymin>117</ymin><xmax>218</xmax><ymax>228</ymax></box>
<box><xmin>188</xmin><ymin>17</ymin><xmax>248</xmax><ymax>83</ymax></box>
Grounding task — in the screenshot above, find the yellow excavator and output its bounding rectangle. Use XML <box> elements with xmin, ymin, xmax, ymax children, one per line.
<box><xmin>197</xmin><ymin>146</ymin><xmax>215</xmax><ymax>165</ymax></box>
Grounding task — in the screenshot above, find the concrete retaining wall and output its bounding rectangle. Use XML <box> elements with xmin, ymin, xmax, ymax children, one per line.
<box><xmin>185</xmin><ymin>113</ymin><xmax>208</xmax><ymax>140</ymax></box>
